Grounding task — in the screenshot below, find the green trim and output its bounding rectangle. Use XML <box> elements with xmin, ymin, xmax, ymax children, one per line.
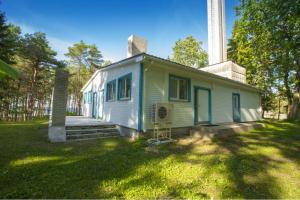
<box><xmin>106</xmin><ymin>79</ymin><xmax>116</xmax><ymax>102</ymax></box>
<box><xmin>138</xmin><ymin>63</ymin><xmax>144</xmax><ymax>132</ymax></box>
<box><xmin>232</xmin><ymin>93</ymin><xmax>241</xmax><ymax>122</ymax></box>
<box><xmin>168</xmin><ymin>74</ymin><xmax>191</xmax><ymax>102</ymax></box>
<box><xmin>117</xmin><ymin>73</ymin><xmax>132</xmax><ymax>101</ymax></box>
<box><xmin>194</xmin><ymin>86</ymin><xmax>212</xmax><ymax>125</ymax></box>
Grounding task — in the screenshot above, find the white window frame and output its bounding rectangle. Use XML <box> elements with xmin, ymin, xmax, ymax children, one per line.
<box><xmin>169</xmin><ymin>75</ymin><xmax>190</xmax><ymax>102</ymax></box>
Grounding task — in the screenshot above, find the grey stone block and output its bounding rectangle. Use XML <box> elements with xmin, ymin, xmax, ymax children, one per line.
<box><xmin>48</xmin><ymin>126</ymin><xmax>66</xmax><ymax>142</ymax></box>
<box><xmin>48</xmin><ymin>68</ymin><xmax>69</xmax><ymax>142</ymax></box>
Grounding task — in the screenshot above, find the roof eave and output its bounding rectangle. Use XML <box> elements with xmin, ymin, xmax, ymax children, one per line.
<box><xmin>142</xmin><ymin>54</ymin><xmax>260</xmax><ymax>92</ymax></box>
<box><xmin>80</xmin><ymin>53</ymin><xmax>146</xmax><ymax>92</ymax></box>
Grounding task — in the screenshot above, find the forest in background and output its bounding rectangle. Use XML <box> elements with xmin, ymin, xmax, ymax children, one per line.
<box><xmin>0</xmin><ymin>9</ymin><xmax>110</xmax><ymax>121</ymax></box>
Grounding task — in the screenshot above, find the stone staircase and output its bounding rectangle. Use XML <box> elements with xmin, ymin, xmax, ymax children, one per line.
<box><xmin>66</xmin><ymin>124</ymin><xmax>119</xmax><ymax>141</ymax></box>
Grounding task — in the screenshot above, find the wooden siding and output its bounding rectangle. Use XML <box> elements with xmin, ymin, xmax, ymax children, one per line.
<box><xmin>82</xmin><ymin>63</ymin><xmax>140</xmax><ymax>130</ymax></box>
<box><xmin>143</xmin><ymin>63</ymin><xmax>261</xmax><ymax>130</ymax></box>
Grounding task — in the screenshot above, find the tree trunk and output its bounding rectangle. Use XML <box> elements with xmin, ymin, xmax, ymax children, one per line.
<box><xmin>14</xmin><ymin>80</ymin><xmax>21</xmax><ymax>121</ymax></box>
<box><xmin>288</xmin><ymin>70</ymin><xmax>300</xmax><ymax>120</ymax></box>
<box><xmin>277</xmin><ymin>97</ymin><xmax>281</xmax><ymax>120</ymax></box>
<box><xmin>28</xmin><ymin>63</ymin><xmax>38</xmax><ymax>119</ymax></box>
<box><xmin>77</xmin><ymin>98</ymin><xmax>82</xmax><ymax>116</ymax></box>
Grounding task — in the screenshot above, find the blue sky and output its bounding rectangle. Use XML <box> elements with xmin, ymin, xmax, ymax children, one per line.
<box><xmin>1</xmin><ymin>0</ymin><xmax>239</xmax><ymax>61</ymax></box>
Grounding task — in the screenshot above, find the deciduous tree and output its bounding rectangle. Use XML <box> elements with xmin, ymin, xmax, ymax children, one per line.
<box><xmin>170</xmin><ymin>36</ymin><xmax>208</xmax><ymax>68</ymax></box>
<box><xmin>65</xmin><ymin>41</ymin><xmax>104</xmax><ymax>115</ymax></box>
<box><xmin>228</xmin><ymin>0</ymin><xmax>300</xmax><ymax>119</ymax></box>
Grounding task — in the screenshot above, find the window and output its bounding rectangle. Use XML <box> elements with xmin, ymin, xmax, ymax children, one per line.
<box><xmin>169</xmin><ymin>75</ymin><xmax>190</xmax><ymax>101</ymax></box>
<box><xmin>118</xmin><ymin>73</ymin><xmax>132</xmax><ymax>100</ymax></box>
<box><xmin>106</xmin><ymin>80</ymin><xmax>116</xmax><ymax>101</ymax></box>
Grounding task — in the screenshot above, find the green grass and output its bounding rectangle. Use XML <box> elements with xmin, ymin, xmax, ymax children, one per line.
<box><xmin>0</xmin><ymin>120</ymin><xmax>299</xmax><ymax>198</ymax></box>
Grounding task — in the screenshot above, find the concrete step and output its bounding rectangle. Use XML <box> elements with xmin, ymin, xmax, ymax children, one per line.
<box><xmin>65</xmin><ymin>124</ymin><xmax>116</xmax><ymax>130</ymax></box>
<box><xmin>67</xmin><ymin>132</ymin><xmax>119</xmax><ymax>141</ymax></box>
<box><xmin>66</xmin><ymin>128</ymin><xmax>118</xmax><ymax>135</ymax></box>
<box><xmin>67</xmin><ymin>135</ymin><xmax>119</xmax><ymax>142</ymax></box>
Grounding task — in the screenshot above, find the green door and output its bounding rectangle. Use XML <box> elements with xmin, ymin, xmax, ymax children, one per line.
<box><xmin>232</xmin><ymin>93</ymin><xmax>241</xmax><ymax>122</ymax></box>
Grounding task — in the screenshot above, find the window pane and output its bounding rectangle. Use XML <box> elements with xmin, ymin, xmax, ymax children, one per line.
<box><xmin>109</xmin><ymin>84</ymin><xmax>113</xmax><ymax>100</ymax></box>
<box><xmin>125</xmin><ymin>78</ymin><xmax>131</xmax><ymax>98</ymax></box>
<box><xmin>179</xmin><ymin>79</ymin><xmax>188</xmax><ymax>100</ymax></box>
<box><xmin>118</xmin><ymin>75</ymin><xmax>131</xmax><ymax>99</ymax></box>
<box><xmin>112</xmin><ymin>82</ymin><xmax>115</xmax><ymax>99</ymax></box>
<box><xmin>170</xmin><ymin>78</ymin><xmax>178</xmax><ymax>99</ymax></box>
<box><xmin>107</xmin><ymin>84</ymin><xmax>110</xmax><ymax>100</ymax></box>
<box><xmin>120</xmin><ymin>79</ymin><xmax>126</xmax><ymax>98</ymax></box>
<box><xmin>107</xmin><ymin>81</ymin><xmax>116</xmax><ymax>101</ymax></box>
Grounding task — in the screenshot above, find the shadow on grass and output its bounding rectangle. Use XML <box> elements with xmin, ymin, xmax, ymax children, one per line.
<box><xmin>0</xmin><ymin>120</ymin><xmax>299</xmax><ymax>198</ymax></box>
<box><xmin>165</xmin><ymin>120</ymin><xmax>300</xmax><ymax>199</ymax></box>
<box><xmin>0</xmin><ymin>121</ymin><xmax>170</xmax><ymax>198</ymax></box>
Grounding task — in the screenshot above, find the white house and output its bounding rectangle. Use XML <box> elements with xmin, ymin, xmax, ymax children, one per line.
<box><xmin>81</xmin><ymin>50</ymin><xmax>261</xmax><ymax>136</ymax></box>
<box><xmin>81</xmin><ymin>0</ymin><xmax>262</xmax><ymax>136</ymax></box>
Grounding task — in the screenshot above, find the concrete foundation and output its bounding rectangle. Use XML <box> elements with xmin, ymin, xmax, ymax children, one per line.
<box><xmin>117</xmin><ymin>125</ymin><xmax>140</xmax><ymax>139</ymax></box>
<box><xmin>190</xmin><ymin>122</ymin><xmax>265</xmax><ymax>140</ymax></box>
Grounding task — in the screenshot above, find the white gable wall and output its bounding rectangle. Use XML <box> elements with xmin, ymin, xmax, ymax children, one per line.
<box><xmin>82</xmin><ymin>62</ymin><xmax>140</xmax><ymax>129</ymax></box>
<box><xmin>142</xmin><ymin>63</ymin><xmax>261</xmax><ymax>130</ymax></box>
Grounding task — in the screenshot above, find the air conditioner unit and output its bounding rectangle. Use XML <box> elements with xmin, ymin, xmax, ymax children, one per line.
<box><xmin>151</xmin><ymin>103</ymin><xmax>173</xmax><ymax>124</ymax></box>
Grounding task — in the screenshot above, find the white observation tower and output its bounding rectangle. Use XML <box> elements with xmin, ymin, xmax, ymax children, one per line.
<box><xmin>207</xmin><ymin>0</ymin><xmax>227</xmax><ymax>65</ymax></box>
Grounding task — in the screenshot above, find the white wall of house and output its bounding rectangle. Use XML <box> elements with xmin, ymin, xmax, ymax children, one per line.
<box><xmin>142</xmin><ymin>63</ymin><xmax>261</xmax><ymax>130</ymax></box>
<box><xmin>82</xmin><ymin>62</ymin><xmax>140</xmax><ymax>130</ymax></box>
<box><xmin>82</xmin><ymin>59</ymin><xmax>261</xmax><ymax>132</ymax></box>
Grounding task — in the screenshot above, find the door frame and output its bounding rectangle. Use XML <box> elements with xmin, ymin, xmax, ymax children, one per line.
<box><xmin>92</xmin><ymin>92</ymin><xmax>97</xmax><ymax>118</ymax></box>
<box><xmin>98</xmin><ymin>89</ymin><xmax>104</xmax><ymax>119</ymax></box>
<box><xmin>194</xmin><ymin>86</ymin><xmax>212</xmax><ymax>125</ymax></box>
<box><xmin>232</xmin><ymin>93</ymin><xmax>241</xmax><ymax>122</ymax></box>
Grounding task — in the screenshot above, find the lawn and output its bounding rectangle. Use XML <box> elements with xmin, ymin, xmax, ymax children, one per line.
<box><xmin>0</xmin><ymin>120</ymin><xmax>299</xmax><ymax>198</ymax></box>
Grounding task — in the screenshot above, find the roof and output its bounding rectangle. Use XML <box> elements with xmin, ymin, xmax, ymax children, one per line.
<box><xmin>81</xmin><ymin>53</ymin><xmax>260</xmax><ymax>92</ymax></box>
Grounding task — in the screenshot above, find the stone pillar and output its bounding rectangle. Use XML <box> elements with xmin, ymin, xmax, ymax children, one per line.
<box><xmin>48</xmin><ymin>68</ymin><xmax>69</xmax><ymax>142</ymax></box>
